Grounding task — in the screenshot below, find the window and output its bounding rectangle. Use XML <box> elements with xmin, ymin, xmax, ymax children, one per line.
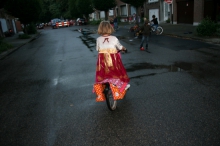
<box><xmin>109</xmin><ymin>10</ymin><xmax>114</xmax><ymax>16</ymax></box>
<box><xmin>120</xmin><ymin>5</ymin><xmax>127</xmax><ymax>16</ymax></box>
<box><xmin>148</xmin><ymin>0</ymin><xmax>158</xmax><ymax>3</ymax></box>
<box><xmin>131</xmin><ymin>6</ymin><xmax>136</xmax><ymax>15</ymax></box>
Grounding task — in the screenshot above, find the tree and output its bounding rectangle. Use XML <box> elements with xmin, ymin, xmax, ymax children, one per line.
<box><xmin>0</xmin><ymin>0</ymin><xmax>7</xmax><ymax>9</ymax></box>
<box><xmin>68</xmin><ymin>0</ymin><xmax>81</xmax><ymax>19</ymax></box>
<box><xmin>49</xmin><ymin>2</ymin><xmax>61</xmax><ymax>18</ymax></box>
<box><xmin>40</xmin><ymin>0</ymin><xmax>70</xmax><ymax>21</ymax></box>
<box><xmin>92</xmin><ymin>0</ymin><xmax>116</xmax><ymax>20</ymax></box>
<box><xmin>76</xmin><ymin>0</ymin><xmax>94</xmax><ymax>20</ymax></box>
<box><xmin>5</xmin><ymin>0</ymin><xmax>42</xmax><ymax>32</ymax></box>
<box><xmin>39</xmin><ymin>0</ymin><xmax>53</xmax><ymax>23</ymax></box>
<box><xmin>56</xmin><ymin>0</ymin><xmax>70</xmax><ymax>19</ymax></box>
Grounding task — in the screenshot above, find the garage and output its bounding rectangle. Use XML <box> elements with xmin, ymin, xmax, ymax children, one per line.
<box><xmin>177</xmin><ymin>0</ymin><xmax>194</xmax><ymax>24</ymax></box>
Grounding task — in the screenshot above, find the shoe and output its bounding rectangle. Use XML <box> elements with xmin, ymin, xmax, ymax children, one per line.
<box><xmin>140</xmin><ymin>47</ymin><xmax>144</xmax><ymax>51</ymax></box>
<box><xmin>125</xmin><ymin>84</ymin><xmax>130</xmax><ymax>90</ymax></box>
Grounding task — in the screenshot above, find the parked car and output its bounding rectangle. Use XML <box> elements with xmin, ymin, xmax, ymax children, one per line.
<box><xmin>36</xmin><ymin>23</ymin><xmax>44</xmax><ymax>29</ymax></box>
<box><xmin>76</xmin><ymin>18</ymin><xmax>87</xmax><ymax>25</ymax></box>
<box><xmin>51</xmin><ymin>18</ymin><xmax>61</xmax><ymax>29</ymax></box>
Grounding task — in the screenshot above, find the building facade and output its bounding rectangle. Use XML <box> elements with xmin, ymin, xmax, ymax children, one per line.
<box><xmin>0</xmin><ymin>9</ymin><xmax>18</xmax><ymax>37</ymax></box>
<box><xmin>90</xmin><ymin>0</ymin><xmax>220</xmax><ymax>26</ymax></box>
<box><xmin>173</xmin><ymin>0</ymin><xmax>220</xmax><ymax>25</ymax></box>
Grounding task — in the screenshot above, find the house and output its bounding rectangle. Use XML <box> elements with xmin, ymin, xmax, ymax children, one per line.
<box><xmin>89</xmin><ymin>0</ymin><xmax>219</xmax><ymax>26</ymax></box>
<box><xmin>89</xmin><ymin>0</ymin><xmax>170</xmax><ymax>23</ymax></box>
<box><xmin>0</xmin><ymin>8</ymin><xmax>18</xmax><ymax>37</ymax></box>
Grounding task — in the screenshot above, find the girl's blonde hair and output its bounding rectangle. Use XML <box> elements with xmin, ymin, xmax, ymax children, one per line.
<box><xmin>97</xmin><ymin>21</ymin><xmax>114</xmax><ymax>35</ymax></box>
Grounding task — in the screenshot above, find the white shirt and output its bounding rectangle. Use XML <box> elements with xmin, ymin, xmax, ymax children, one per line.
<box><xmin>96</xmin><ymin>35</ymin><xmax>123</xmax><ymax>52</ymax></box>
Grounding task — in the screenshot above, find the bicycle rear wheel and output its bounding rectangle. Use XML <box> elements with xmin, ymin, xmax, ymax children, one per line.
<box><xmin>104</xmin><ymin>83</ymin><xmax>117</xmax><ymax>111</ymax></box>
<box><xmin>157</xmin><ymin>26</ymin><xmax>163</xmax><ymax>35</ymax></box>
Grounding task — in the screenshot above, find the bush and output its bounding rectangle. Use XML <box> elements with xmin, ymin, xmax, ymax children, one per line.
<box><xmin>217</xmin><ymin>15</ymin><xmax>220</xmax><ymax>21</ymax></box>
<box><xmin>196</xmin><ymin>17</ymin><xmax>217</xmax><ymax>36</ymax></box>
<box><xmin>89</xmin><ymin>19</ymin><xmax>102</xmax><ymax>25</ymax></box>
<box><xmin>216</xmin><ymin>24</ymin><xmax>220</xmax><ymax>36</ymax></box>
<box><xmin>166</xmin><ymin>18</ymin><xmax>170</xmax><ymax>23</ymax></box>
<box><xmin>26</xmin><ymin>23</ymin><xmax>37</xmax><ymax>34</ymax></box>
<box><xmin>0</xmin><ymin>38</ymin><xmax>13</xmax><ymax>53</ymax></box>
<box><xmin>18</xmin><ymin>33</ymin><xmax>31</xmax><ymax>39</ymax></box>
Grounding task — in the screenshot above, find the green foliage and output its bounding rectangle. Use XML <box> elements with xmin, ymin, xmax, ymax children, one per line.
<box><xmin>196</xmin><ymin>17</ymin><xmax>217</xmax><ymax>36</ymax></box>
<box><xmin>166</xmin><ymin>18</ymin><xmax>170</xmax><ymax>23</ymax></box>
<box><xmin>5</xmin><ymin>0</ymin><xmax>42</xmax><ymax>25</ymax></box>
<box><xmin>89</xmin><ymin>19</ymin><xmax>102</xmax><ymax>25</ymax></box>
<box><xmin>217</xmin><ymin>15</ymin><xmax>220</xmax><ymax>21</ymax></box>
<box><xmin>76</xmin><ymin>0</ymin><xmax>94</xmax><ymax>19</ymax></box>
<box><xmin>39</xmin><ymin>0</ymin><xmax>53</xmax><ymax>22</ymax></box>
<box><xmin>0</xmin><ymin>38</ymin><xmax>13</xmax><ymax>53</ymax></box>
<box><xmin>49</xmin><ymin>3</ymin><xmax>61</xmax><ymax>18</ymax></box>
<box><xmin>18</xmin><ymin>34</ymin><xmax>31</xmax><ymax>39</ymax></box>
<box><xmin>215</xmin><ymin>24</ymin><xmax>220</xmax><ymax>36</ymax></box>
<box><xmin>26</xmin><ymin>23</ymin><xmax>37</xmax><ymax>35</ymax></box>
<box><xmin>69</xmin><ymin>0</ymin><xmax>82</xmax><ymax>19</ymax></box>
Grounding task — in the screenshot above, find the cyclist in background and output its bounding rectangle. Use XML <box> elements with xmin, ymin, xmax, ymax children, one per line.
<box><xmin>151</xmin><ymin>15</ymin><xmax>159</xmax><ymax>34</ymax></box>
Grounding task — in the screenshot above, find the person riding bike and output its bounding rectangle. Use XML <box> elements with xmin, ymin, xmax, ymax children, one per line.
<box><xmin>93</xmin><ymin>21</ymin><xmax>130</xmax><ymax>102</ymax></box>
<box><xmin>151</xmin><ymin>15</ymin><xmax>159</xmax><ymax>34</ymax></box>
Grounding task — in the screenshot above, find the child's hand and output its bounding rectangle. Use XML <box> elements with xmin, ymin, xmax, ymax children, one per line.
<box><xmin>122</xmin><ymin>47</ymin><xmax>128</xmax><ymax>53</ymax></box>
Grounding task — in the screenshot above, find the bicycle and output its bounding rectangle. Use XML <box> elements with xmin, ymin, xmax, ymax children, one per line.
<box><xmin>133</xmin><ymin>23</ymin><xmax>163</xmax><ymax>38</ymax></box>
<box><xmin>103</xmin><ymin>82</ymin><xmax>117</xmax><ymax>110</ymax></box>
<box><xmin>150</xmin><ymin>23</ymin><xmax>163</xmax><ymax>35</ymax></box>
<box><xmin>103</xmin><ymin>50</ymin><xmax>128</xmax><ymax>111</ymax></box>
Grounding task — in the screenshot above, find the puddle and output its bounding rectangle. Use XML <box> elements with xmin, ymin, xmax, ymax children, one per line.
<box><xmin>78</xmin><ymin>35</ymin><xmax>96</xmax><ymax>51</ymax></box>
<box><xmin>116</xmin><ymin>36</ymin><xmax>127</xmax><ymax>40</ymax></box>
<box><xmin>126</xmin><ymin>62</ymin><xmax>209</xmax><ymax>79</ymax></box>
<box><xmin>126</xmin><ymin>62</ymin><xmax>194</xmax><ymax>72</ymax></box>
<box><xmin>76</xmin><ymin>29</ymin><xmax>97</xmax><ymax>51</ymax></box>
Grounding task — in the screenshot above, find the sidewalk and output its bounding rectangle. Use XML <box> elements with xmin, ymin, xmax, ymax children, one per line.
<box><xmin>0</xmin><ymin>32</ymin><xmax>41</xmax><ymax>60</ymax></box>
<box><xmin>160</xmin><ymin>23</ymin><xmax>220</xmax><ymax>44</ymax></box>
<box><xmin>1</xmin><ymin>23</ymin><xmax>219</xmax><ymax>60</ymax></box>
<box><xmin>122</xmin><ymin>22</ymin><xmax>220</xmax><ymax>44</ymax></box>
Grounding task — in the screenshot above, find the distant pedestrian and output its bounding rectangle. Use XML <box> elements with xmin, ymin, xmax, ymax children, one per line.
<box><xmin>138</xmin><ymin>15</ymin><xmax>141</xmax><ymax>24</ymax></box>
<box><xmin>129</xmin><ymin>15</ymin><xmax>132</xmax><ymax>24</ymax></box>
<box><xmin>139</xmin><ymin>20</ymin><xmax>151</xmax><ymax>51</ymax></box>
<box><xmin>133</xmin><ymin>13</ymin><xmax>136</xmax><ymax>23</ymax></box>
<box><xmin>110</xmin><ymin>18</ymin><xmax>114</xmax><ymax>28</ymax></box>
<box><xmin>113</xmin><ymin>16</ymin><xmax>118</xmax><ymax>30</ymax></box>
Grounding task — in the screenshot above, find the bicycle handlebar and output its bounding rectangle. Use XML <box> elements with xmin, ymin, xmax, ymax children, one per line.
<box><xmin>118</xmin><ymin>49</ymin><xmax>128</xmax><ymax>53</ymax></box>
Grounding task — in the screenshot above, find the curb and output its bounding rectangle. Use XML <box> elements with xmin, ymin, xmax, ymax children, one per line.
<box><xmin>162</xmin><ymin>33</ymin><xmax>220</xmax><ymax>44</ymax></box>
<box><xmin>0</xmin><ymin>32</ymin><xmax>41</xmax><ymax>60</ymax></box>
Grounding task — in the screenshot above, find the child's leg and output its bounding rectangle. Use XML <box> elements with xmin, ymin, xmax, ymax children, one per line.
<box><xmin>145</xmin><ymin>36</ymin><xmax>149</xmax><ymax>49</ymax></box>
<box><xmin>139</xmin><ymin>35</ymin><xmax>145</xmax><ymax>48</ymax></box>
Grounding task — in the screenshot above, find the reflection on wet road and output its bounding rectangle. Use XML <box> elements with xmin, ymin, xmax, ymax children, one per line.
<box><xmin>125</xmin><ymin>62</ymin><xmax>219</xmax><ymax>80</ymax></box>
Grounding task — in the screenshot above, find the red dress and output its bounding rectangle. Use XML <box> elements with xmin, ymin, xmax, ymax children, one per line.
<box><xmin>93</xmin><ymin>36</ymin><xmax>130</xmax><ymax>101</ymax></box>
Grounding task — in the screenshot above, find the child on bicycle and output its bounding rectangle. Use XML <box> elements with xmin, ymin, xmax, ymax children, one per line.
<box><xmin>93</xmin><ymin>21</ymin><xmax>130</xmax><ymax>102</ymax></box>
<box><xmin>151</xmin><ymin>15</ymin><xmax>159</xmax><ymax>34</ymax></box>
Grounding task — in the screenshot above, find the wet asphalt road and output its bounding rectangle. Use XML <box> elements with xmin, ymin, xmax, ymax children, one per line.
<box><xmin>0</xmin><ymin>25</ymin><xmax>220</xmax><ymax>146</ymax></box>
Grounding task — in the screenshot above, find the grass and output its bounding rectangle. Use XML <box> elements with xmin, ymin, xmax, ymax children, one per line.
<box><xmin>0</xmin><ymin>38</ymin><xmax>13</xmax><ymax>54</ymax></box>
